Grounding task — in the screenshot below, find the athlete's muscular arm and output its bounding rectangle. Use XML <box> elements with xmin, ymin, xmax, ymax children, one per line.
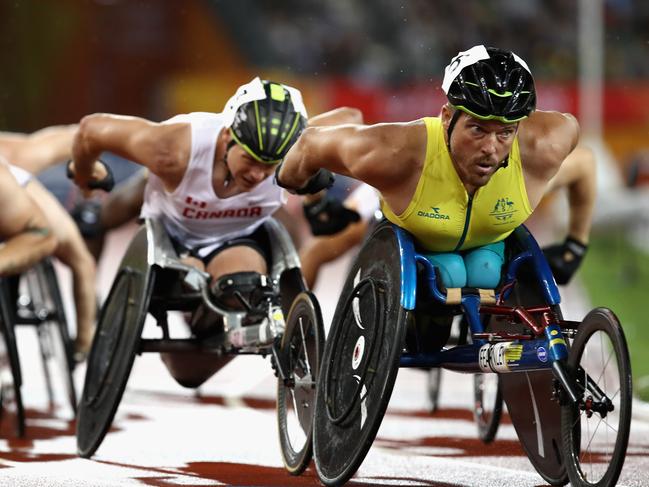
<box><xmin>545</xmin><ymin>146</ymin><xmax>597</xmax><ymax>244</ymax></box>
<box><xmin>0</xmin><ymin>166</ymin><xmax>57</xmax><ymax>276</ymax></box>
<box><xmin>0</xmin><ymin>125</ymin><xmax>77</xmax><ymax>174</ymax></box>
<box><xmin>72</xmin><ymin>114</ymin><xmax>190</xmax><ymax>192</ymax></box>
<box><xmin>278</xmin><ymin>120</ymin><xmax>427</xmax><ymax>195</ymax></box>
<box><xmin>518</xmin><ymin>111</ymin><xmax>580</xmax><ymax>201</ymax></box>
<box><xmin>307</xmin><ymin>107</ymin><xmax>364</xmax><ymax>127</ymax></box>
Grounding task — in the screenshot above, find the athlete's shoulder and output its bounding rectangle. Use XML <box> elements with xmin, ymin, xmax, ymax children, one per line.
<box><xmin>162</xmin><ymin>112</ymin><xmax>225</xmax><ymax>127</ymax></box>
<box><xmin>518</xmin><ymin>110</ymin><xmax>579</xmax><ymax>177</ymax></box>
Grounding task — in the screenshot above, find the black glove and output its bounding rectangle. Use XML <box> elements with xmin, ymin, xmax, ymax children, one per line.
<box><xmin>66</xmin><ymin>159</ymin><xmax>115</xmax><ymax>192</ymax></box>
<box><xmin>70</xmin><ymin>200</ymin><xmax>103</xmax><ymax>239</ymax></box>
<box><xmin>303</xmin><ymin>196</ymin><xmax>361</xmax><ymax>236</ymax></box>
<box><xmin>275</xmin><ymin>161</ymin><xmax>335</xmax><ymax>195</ymax></box>
<box><xmin>543</xmin><ymin>236</ymin><xmax>588</xmax><ymax>285</ymax></box>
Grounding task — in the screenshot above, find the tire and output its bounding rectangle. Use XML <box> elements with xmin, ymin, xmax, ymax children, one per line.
<box><xmin>0</xmin><ymin>282</ymin><xmax>24</xmax><ymax>437</ymax></box>
<box><xmin>561</xmin><ymin>307</ymin><xmax>632</xmax><ymax>487</ymax></box>
<box><xmin>313</xmin><ymin>222</ymin><xmax>407</xmax><ymax>486</ymax></box>
<box><xmin>277</xmin><ymin>291</ymin><xmax>324</xmax><ymax>475</ymax></box>
<box><xmin>30</xmin><ymin>261</ymin><xmax>77</xmax><ymax>416</ymax></box>
<box><xmin>473</xmin><ymin>373</ymin><xmax>503</xmax><ymax>443</ymax></box>
<box><xmin>77</xmin><ymin>226</ymin><xmax>153</xmax><ymax>458</ymax></box>
<box><xmin>76</xmin><ymin>266</ymin><xmax>152</xmax><ymax>457</ymax></box>
<box><xmin>427</xmin><ymin>368</ymin><xmax>442</xmax><ymax>413</ymax></box>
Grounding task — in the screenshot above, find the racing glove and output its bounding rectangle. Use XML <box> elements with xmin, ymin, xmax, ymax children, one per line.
<box><xmin>66</xmin><ymin>159</ymin><xmax>115</xmax><ymax>192</ymax></box>
<box><xmin>275</xmin><ymin>161</ymin><xmax>335</xmax><ymax>195</ymax></box>
<box><xmin>303</xmin><ymin>196</ymin><xmax>361</xmax><ymax>236</ymax></box>
<box><xmin>543</xmin><ymin>236</ymin><xmax>588</xmax><ymax>285</ymax></box>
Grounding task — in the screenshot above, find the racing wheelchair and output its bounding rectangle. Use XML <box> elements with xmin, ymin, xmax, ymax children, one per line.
<box><xmin>0</xmin><ymin>258</ymin><xmax>77</xmax><ymax>436</ymax></box>
<box><xmin>312</xmin><ymin>221</ymin><xmax>632</xmax><ymax>487</ymax></box>
<box><xmin>76</xmin><ymin>217</ymin><xmax>324</xmax><ymax>475</ymax></box>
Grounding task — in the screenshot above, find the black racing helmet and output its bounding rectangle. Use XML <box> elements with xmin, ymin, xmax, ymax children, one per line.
<box><xmin>227</xmin><ymin>79</ymin><xmax>307</xmax><ymax>164</ymax></box>
<box><xmin>443</xmin><ymin>45</ymin><xmax>536</xmax><ymax>123</ymax></box>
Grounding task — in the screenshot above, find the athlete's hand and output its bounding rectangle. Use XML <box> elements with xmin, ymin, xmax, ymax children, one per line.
<box><xmin>66</xmin><ymin>159</ymin><xmax>115</xmax><ymax>195</ymax></box>
<box><xmin>303</xmin><ymin>195</ymin><xmax>361</xmax><ymax>236</ymax></box>
<box><xmin>543</xmin><ymin>236</ymin><xmax>588</xmax><ymax>285</ymax></box>
<box><xmin>275</xmin><ymin>161</ymin><xmax>335</xmax><ymax>195</ymax></box>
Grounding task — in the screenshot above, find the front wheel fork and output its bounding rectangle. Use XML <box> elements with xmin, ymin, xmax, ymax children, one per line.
<box><xmin>552</xmin><ymin>360</ymin><xmax>580</xmax><ymax>405</ymax></box>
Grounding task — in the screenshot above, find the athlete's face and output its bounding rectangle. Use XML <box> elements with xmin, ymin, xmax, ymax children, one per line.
<box><xmin>227</xmin><ymin>145</ymin><xmax>276</xmax><ymax>191</ymax></box>
<box><xmin>442</xmin><ymin>106</ymin><xmax>518</xmax><ymax>192</ymax></box>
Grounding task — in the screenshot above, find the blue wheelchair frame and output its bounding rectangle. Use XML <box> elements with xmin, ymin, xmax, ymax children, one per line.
<box><xmin>391</xmin><ymin>224</ymin><xmax>584</xmax><ymax>401</ymax></box>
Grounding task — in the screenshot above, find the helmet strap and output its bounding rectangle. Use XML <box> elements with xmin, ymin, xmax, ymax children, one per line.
<box><xmin>446</xmin><ymin>109</ymin><xmax>462</xmax><ymax>150</ymax></box>
<box><xmin>222</xmin><ymin>140</ymin><xmax>237</xmax><ymax>187</ymax></box>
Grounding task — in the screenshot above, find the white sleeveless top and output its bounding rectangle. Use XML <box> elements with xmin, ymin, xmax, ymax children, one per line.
<box><xmin>140</xmin><ymin>112</ymin><xmax>286</xmax><ymax>257</ymax></box>
<box><xmin>2</xmin><ymin>160</ymin><xmax>33</xmax><ymax>187</ymax></box>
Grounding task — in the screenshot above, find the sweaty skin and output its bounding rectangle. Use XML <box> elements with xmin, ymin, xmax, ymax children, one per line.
<box><xmin>278</xmin><ymin>105</ymin><xmax>587</xmax><ymax>244</ymax></box>
<box><xmin>0</xmin><ymin>125</ymin><xmax>77</xmax><ymax>174</ymax></box>
<box><xmin>70</xmin><ymin>104</ymin><xmax>362</xmax><ymax>385</ymax></box>
<box><xmin>299</xmin><ymin>145</ymin><xmax>597</xmax><ymax>288</ymax></box>
<box><xmin>0</xmin><ymin>164</ymin><xmax>57</xmax><ymax>277</ymax></box>
<box><xmin>0</xmin><ymin>127</ymin><xmax>98</xmax><ymax>355</ymax></box>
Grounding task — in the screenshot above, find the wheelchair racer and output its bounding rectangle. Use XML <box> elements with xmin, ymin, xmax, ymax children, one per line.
<box><xmin>300</xmin><ymin>145</ymin><xmax>597</xmax><ymax>289</ymax></box>
<box><xmin>0</xmin><ymin>126</ymin><xmax>99</xmax><ymax>359</ymax></box>
<box><xmin>277</xmin><ymin>45</ymin><xmax>596</xmax><ymax>289</ymax></box>
<box><xmin>69</xmin><ymin>77</ymin><xmax>360</xmax><ymax>386</ymax></box>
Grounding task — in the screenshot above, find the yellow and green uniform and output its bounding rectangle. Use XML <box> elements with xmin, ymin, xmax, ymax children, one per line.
<box><xmin>381</xmin><ymin>116</ymin><xmax>532</xmax><ymax>253</ymax></box>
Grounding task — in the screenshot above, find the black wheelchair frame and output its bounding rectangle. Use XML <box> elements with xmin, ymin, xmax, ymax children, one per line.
<box><xmin>76</xmin><ymin>217</ymin><xmax>324</xmax><ymax>476</ymax></box>
<box><xmin>0</xmin><ymin>258</ymin><xmax>77</xmax><ymax>437</ymax></box>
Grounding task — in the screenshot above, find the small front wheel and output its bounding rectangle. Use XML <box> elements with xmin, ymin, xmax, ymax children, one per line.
<box><xmin>473</xmin><ymin>373</ymin><xmax>503</xmax><ymax>443</ymax></box>
<box><xmin>427</xmin><ymin>368</ymin><xmax>442</xmax><ymax>413</ymax></box>
<box><xmin>276</xmin><ymin>291</ymin><xmax>324</xmax><ymax>475</ymax></box>
<box><xmin>561</xmin><ymin>307</ymin><xmax>632</xmax><ymax>487</ymax></box>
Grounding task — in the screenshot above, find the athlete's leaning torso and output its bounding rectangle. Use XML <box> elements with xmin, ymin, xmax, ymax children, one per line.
<box><xmin>140</xmin><ymin>112</ymin><xmax>285</xmax><ymax>257</ymax></box>
<box><xmin>381</xmin><ymin>117</ymin><xmax>532</xmax><ymax>252</ymax></box>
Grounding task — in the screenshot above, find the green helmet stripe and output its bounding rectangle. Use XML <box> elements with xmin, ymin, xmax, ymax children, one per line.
<box><xmin>464</xmin><ymin>81</ymin><xmax>531</xmax><ymax>98</ymax></box>
<box><xmin>229</xmin><ymin>129</ymin><xmax>282</xmax><ymax>165</ymax></box>
<box><xmin>453</xmin><ymin>104</ymin><xmax>527</xmax><ymax>123</ymax></box>
<box><xmin>488</xmin><ymin>88</ymin><xmax>513</xmax><ymax>97</ymax></box>
<box><xmin>275</xmin><ymin>113</ymin><xmax>301</xmax><ymax>155</ymax></box>
<box><xmin>269</xmin><ymin>83</ymin><xmax>286</xmax><ymax>102</ymax></box>
<box><xmin>254</xmin><ymin>100</ymin><xmax>263</xmax><ymax>150</ymax></box>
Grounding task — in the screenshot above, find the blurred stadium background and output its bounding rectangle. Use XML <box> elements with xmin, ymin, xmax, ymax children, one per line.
<box><xmin>0</xmin><ymin>0</ymin><xmax>648</xmax><ymax>399</ymax></box>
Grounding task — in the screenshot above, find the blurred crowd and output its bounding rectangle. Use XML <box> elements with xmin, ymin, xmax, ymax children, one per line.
<box><xmin>255</xmin><ymin>0</ymin><xmax>649</xmax><ymax>83</ymax></box>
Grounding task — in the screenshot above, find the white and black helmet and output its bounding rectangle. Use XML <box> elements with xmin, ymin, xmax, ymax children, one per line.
<box><xmin>223</xmin><ymin>77</ymin><xmax>308</xmax><ymax>164</ymax></box>
<box><xmin>442</xmin><ymin>45</ymin><xmax>536</xmax><ymax>123</ymax></box>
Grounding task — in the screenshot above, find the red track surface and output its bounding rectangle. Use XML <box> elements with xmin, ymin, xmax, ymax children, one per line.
<box><xmin>1</xmin><ymin>225</ymin><xmax>647</xmax><ymax>486</ymax></box>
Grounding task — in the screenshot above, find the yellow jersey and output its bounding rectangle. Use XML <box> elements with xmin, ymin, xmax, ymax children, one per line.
<box><xmin>381</xmin><ymin>117</ymin><xmax>532</xmax><ymax>252</ymax></box>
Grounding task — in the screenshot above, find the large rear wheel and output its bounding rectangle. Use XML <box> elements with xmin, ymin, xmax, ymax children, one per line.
<box><xmin>77</xmin><ymin>226</ymin><xmax>153</xmax><ymax>458</ymax></box>
<box><xmin>0</xmin><ymin>281</ymin><xmax>24</xmax><ymax>437</ymax></box>
<box><xmin>313</xmin><ymin>222</ymin><xmax>408</xmax><ymax>486</ymax></box>
<box><xmin>277</xmin><ymin>291</ymin><xmax>324</xmax><ymax>475</ymax></box>
<box><xmin>27</xmin><ymin>260</ymin><xmax>77</xmax><ymax>416</ymax></box>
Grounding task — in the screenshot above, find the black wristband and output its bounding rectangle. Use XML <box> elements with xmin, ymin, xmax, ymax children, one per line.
<box><xmin>274</xmin><ymin>161</ymin><xmax>334</xmax><ymax>195</ymax></box>
<box><xmin>564</xmin><ymin>236</ymin><xmax>587</xmax><ymax>257</ymax></box>
<box><xmin>66</xmin><ymin>159</ymin><xmax>115</xmax><ymax>192</ymax></box>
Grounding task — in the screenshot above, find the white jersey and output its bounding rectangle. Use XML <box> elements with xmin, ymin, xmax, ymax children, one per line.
<box><xmin>1</xmin><ymin>159</ymin><xmax>33</xmax><ymax>187</ymax></box>
<box><xmin>140</xmin><ymin>112</ymin><xmax>286</xmax><ymax>257</ymax></box>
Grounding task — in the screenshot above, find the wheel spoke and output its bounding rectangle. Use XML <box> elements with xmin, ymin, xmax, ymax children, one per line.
<box><xmin>298</xmin><ymin>317</ymin><xmax>313</xmax><ymax>378</ymax></box>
